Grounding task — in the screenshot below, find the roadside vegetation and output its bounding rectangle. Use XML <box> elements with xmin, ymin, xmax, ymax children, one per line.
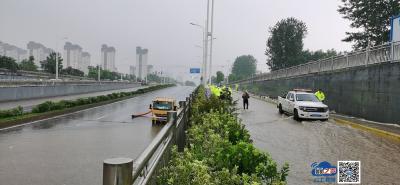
<box><xmin>0</xmin><ymin>84</ymin><xmax>174</xmax><ymax>128</ymax></box>
<box><xmin>157</xmin><ymin>86</ymin><xmax>289</xmax><ymax>185</ymax></box>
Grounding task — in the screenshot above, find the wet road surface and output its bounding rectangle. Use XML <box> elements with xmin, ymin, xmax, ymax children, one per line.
<box><xmin>0</xmin><ymin>86</ymin><xmax>194</xmax><ymax>185</ymax></box>
<box><xmin>235</xmin><ymin>93</ymin><xmax>400</xmax><ymax>185</ymax></box>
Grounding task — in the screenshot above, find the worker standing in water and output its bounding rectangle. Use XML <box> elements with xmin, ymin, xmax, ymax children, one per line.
<box><xmin>315</xmin><ymin>88</ymin><xmax>326</xmax><ymax>102</ymax></box>
<box><xmin>242</xmin><ymin>91</ymin><xmax>250</xmax><ymax>109</ymax></box>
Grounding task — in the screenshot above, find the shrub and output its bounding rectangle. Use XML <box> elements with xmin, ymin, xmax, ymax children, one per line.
<box><xmin>0</xmin><ymin>106</ymin><xmax>23</xmax><ymax>118</ymax></box>
<box><xmin>32</xmin><ymin>101</ymin><xmax>56</xmax><ymax>113</ymax></box>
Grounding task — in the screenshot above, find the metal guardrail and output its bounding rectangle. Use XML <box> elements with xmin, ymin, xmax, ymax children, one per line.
<box><xmin>231</xmin><ymin>41</ymin><xmax>400</xmax><ymax>84</ymax></box>
<box><xmin>103</xmin><ymin>94</ymin><xmax>193</xmax><ymax>185</ymax></box>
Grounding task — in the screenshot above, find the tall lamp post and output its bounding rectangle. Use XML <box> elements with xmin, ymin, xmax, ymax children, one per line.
<box><xmin>190</xmin><ymin>22</ymin><xmax>207</xmax><ymax>85</ymax></box>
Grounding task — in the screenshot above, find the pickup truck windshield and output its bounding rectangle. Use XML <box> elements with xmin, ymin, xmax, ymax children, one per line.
<box><xmin>296</xmin><ymin>94</ymin><xmax>320</xmax><ymax>102</ymax></box>
<box><xmin>153</xmin><ymin>101</ymin><xmax>172</xmax><ymax>110</ymax></box>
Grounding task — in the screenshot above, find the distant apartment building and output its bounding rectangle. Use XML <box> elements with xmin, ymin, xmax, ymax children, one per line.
<box><xmin>81</xmin><ymin>52</ymin><xmax>90</xmax><ymax>74</ymax></box>
<box><xmin>129</xmin><ymin>65</ymin><xmax>136</xmax><ymax>76</ymax></box>
<box><xmin>147</xmin><ymin>65</ymin><xmax>154</xmax><ymax>75</ymax></box>
<box><xmin>27</xmin><ymin>41</ymin><xmax>53</xmax><ymax>68</ymax></box>
<box><xmin>0</xmin><ymin>41</ymin><xmax>28</xmax><ymax>63</ymax></box>
<box><xmin>101</xmin><ymin>44</ymin><xmax>116</xmax><ymax>72</ymax></box>
<box><xmin>63</xmin><ymin>42</ymin><xmax>91</xmax><ymax>74</ymax></box>
<box><xmin>136</xmin><ymin>47</ymin><xmax>148</xmax><ymax>81</ymax></box>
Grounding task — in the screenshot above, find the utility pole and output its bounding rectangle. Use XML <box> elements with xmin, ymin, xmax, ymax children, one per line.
<box><xmin>203</xmin><ymin>0</ymin><xmax>210</xmax><ymax>85</ymax></box>
<box><xmin>208</xmin><ymin>0</ymin><xmax>215</xmax><ymax>84</ymax></box>
<box><xmin>98</xmin><ymin>65</ymin><xmax>101</xmax><ymax>82</ymax></box>
<box><xmin>55</xmin><ymin>52</ymin><xmax>59</xmax><ymax>80</ymax></box>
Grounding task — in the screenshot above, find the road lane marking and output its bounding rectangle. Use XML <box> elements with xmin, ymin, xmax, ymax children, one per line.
<box><xmin>334</xmin><ymin>118</ymin><xmax>400</xmax><ymax>142</ymax></box>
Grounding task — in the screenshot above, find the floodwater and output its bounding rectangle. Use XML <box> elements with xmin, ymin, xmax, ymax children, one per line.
<box><xmin>0</xmin><ymin>86</ymin><xmax>194</xmax><ymax>185</ymax></box>
<box><xmin>236</xmin><ymin>94</ymin><xmax>400</xmax><ymax>185</ymax></box>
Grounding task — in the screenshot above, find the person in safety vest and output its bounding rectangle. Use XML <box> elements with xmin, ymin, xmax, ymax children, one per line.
<box><xmin>315</xmin><ymin>88</ymin><xmax>325</xmax><ymax>102</ymax></box>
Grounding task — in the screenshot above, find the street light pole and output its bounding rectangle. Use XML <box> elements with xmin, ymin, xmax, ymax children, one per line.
<box><xmin>190</xmin><ymin>22</ymin><xmax>207</xmax><ymax>85</ymax></box>
<box><xmin>208</xmin><ymin>0</ymin><xmax>215</xmax><ymax>84</ymax></box>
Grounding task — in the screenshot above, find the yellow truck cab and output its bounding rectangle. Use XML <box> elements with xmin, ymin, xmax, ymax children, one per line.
<box><xmin>150</xmin><ymin>97</ymin><xmax>177</xmax><ymax>124</ymax></box>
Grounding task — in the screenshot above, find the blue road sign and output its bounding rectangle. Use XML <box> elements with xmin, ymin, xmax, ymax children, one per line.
<box><xmin>190</xmin><ymin>68</ymin><xmax>201</xmax><ymax>74</ymax></box>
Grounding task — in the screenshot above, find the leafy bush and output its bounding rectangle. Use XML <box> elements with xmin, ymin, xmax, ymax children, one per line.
<box><xmin>157</xmin><ymin>85</ymin><xmax>289</xmax><ymax>185</ymax></box>
<box><xmin>0</xmin><ymin>106</ymin><xmax>23</xmax><ymax>118</ymax></box>
<box><xmin>32</xmin><ymin>101</ymin><xmax>56</xmax><ymax>113</ymax></box>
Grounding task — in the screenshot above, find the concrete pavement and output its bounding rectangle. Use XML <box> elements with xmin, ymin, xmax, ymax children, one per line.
<box><xmin>234</xmin><ymin>93</ymin><xmax>400</xmax><ymax>185</ymax></box>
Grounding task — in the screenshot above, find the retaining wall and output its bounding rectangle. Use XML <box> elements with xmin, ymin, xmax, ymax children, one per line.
<box><xmin>239</xmin><ymin>62</ymin><xmax>400</xmax><ymax>124</ymax></box>
<box><xmin>0</xmin><ymin>83</ymin><xmax>141</xmax><ymax>102</ymax></box>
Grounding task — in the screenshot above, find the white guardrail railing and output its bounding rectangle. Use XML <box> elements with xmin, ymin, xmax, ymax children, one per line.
<box><xmin>231</xmin><ymin>41</ymin><xmax>400</xmax><ymax>84</ymax></box>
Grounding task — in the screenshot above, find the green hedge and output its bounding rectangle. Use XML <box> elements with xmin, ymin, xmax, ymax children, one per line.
<box><xmin>1</xmin><ymin>84</ymin><xmax>174</xmax><ymax>117</ymax></box>
<box><xmin>157</xmin><ymin>86</ymin><xmax>289</xmax><ymax>185</ymax></box>
<box><xmin>0</xmin><ymin>106</ymin><xmax>23</xmax><ymax>119</ymax></box>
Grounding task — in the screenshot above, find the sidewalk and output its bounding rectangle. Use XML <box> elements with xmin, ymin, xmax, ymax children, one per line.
<box><xmin>0</xmin><ymin>86</ymin><xmax>143</xmax><ymax>111</ymax></box>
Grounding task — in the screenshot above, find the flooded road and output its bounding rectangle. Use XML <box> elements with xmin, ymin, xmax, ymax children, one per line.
<box><xmin>235</xmin><ymin>94</ymin><xmax>400</xmax><ymax>185</ymax></box>
<box><xmin>0</xmin><ymin>86</ymin><xmax>194</xmax><ymax>185</ymax></box>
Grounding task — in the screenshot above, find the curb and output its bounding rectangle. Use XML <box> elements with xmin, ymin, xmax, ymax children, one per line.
<box><xmin>332</xmin><ymin>117</ymin><xmax>400</xmax><ymax>142</ymax></box>
<box><xmin>239</xmin><ymin>91</ymin><xmax>400</xmax><ymax>142</ymax></box>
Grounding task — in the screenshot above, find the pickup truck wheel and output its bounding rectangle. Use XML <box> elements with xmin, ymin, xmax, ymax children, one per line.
<box><xmin>293</xmin><ymin>109</ymin><xmax>300</xmax><ymax>121</ymax></box>
<box><xmin>278</xmin><ymin>104</ymin><xmax>284</xmax><ymax>114</ymax></box>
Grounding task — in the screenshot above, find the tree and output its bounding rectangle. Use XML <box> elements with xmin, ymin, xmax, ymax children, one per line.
<box><xmin>0</xmin><ymin>56</ymin><xmax>19</xmax><ymax>72</ymax></box>
<box><xmin>61</xmin><ymin>67</ymin><xmax>84</xmax><ymax>77</ymax></box>
<box><xmin>302</xmin><ymin>49</ymin><xmax>339</xmax><ymax>62</ymax></box>
<box><xmin>265</xmin><ymin>17</ymin><xmax>307</xmax><ymax>71</ymax></box>
<box><xmin>230</xmin><ymin>55</ymin><xmax>257</xmax><ymax>81</ymax></box>
<box><xmin>184</xmin><ymin>81</ymin><xmax>196</xmax><ymax>86</ymax></box>
<box><xmin>19</xmin><ymin>56</ymin><xmax>38</xmax><ymax>71</ymax></box>
<box><xmin>215</xmin><ymin>71</ymin><xmax>224</xmax><ymax>84</ymax></box>
<box><xmin>41</xmin><ymin>52</ymin><xmax>63</xmax><ymax>74</ymax></box>
<box><xmin>338</xmin><ymin>0</ymin><xmax>400</xmax><ymax>49</ymax></box>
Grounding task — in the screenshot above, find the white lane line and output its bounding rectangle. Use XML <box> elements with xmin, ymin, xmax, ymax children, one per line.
<box><xmin>96</xmin><ymin>115</ymin><xmax>107</xmax><ymax>120</ymax></box>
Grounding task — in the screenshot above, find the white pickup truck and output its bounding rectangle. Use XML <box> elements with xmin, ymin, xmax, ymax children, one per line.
<box><xmin>277</xmin><ymin>90</ymin><xmax>329</xmax><ymax>121</ymax></box>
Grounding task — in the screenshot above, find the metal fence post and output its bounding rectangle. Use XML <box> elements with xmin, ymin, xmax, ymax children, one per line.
<box><xmin>366</xmin><ymin>42</ymin><xmax>370</xmax><ymax>65</ymax></box>
<box><xmin>103</xmin><ymin>158</ymin><xmax>133</xmax><ymax>185</ymax></box>
<box><xmin>318</xmin><ymin>60</ymin><xmax>321</xmax><ymax>72</ymax></box>
<box><xmin>346</xmin><ymin>53</ymin><xmax>349</xmax><ymax>67</ymax></box>
<box><xmin>391</xmin><ymin>41</ymin><xmax>395</xmax><ymax>62</ymax></box>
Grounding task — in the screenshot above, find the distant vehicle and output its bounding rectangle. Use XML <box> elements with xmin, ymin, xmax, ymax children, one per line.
<box><xmin>150</xmin><ymin>97</ymin><xmax>177</xmax><ymax>124</ymax></box>
<box><xmin>277</xmin><ymin>89</ymin><xmax>329</xmax><ymax>121</ymax></box>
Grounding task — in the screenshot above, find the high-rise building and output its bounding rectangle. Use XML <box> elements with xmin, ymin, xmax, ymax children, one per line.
<box><xmin>129</xmin><ymin>65</ymin><xmax>136</xmax><ymax>76</ymax></box>
<box><xmin>63</xmin><ymin>42</ymin><xmax>91</xmax><ymax>74</ymax></box>
<box><xmin>136</xmin><ymin>46</ymin><xmax>148</xmax><ymax>81</ymax></box>
<box><xmin>27</xmin><ymin>41</ymin><xmax>53</xmax><ymax>68</ymax></box>
<box><xmin>81</xmin><ymin>52</ymin><xmax>91</xmax><ymax>75</ymax></box>
<box><xmin>147</xmin><ymin>65</ymin><xmax>154</xmax><ymax>75</ymax></box>
<box><xmin>101</xmin><ymin>44</ymin><xmax>116</xmax><ymax>72</ymax></box>
<box><xmin>0</xmin><ymin>41</ymin><xmax>28</xmax><ymax>63</ymax></box>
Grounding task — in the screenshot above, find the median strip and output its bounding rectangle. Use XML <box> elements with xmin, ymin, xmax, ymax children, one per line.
<box><xmin>0</xmin><ymin>84</ymin><xmax>174</xmax><ymax>129</ymax></box>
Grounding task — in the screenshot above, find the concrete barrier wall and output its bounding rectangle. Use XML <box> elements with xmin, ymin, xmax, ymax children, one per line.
<box><xmin>0</xmin><ymin>83</ymin><xmax>140</xmax><ymax>102</ymax></box>
<box><xmin>239</xmin><ymin>62</ymin><xmax>400</xmax><ymax>124</ymax></box>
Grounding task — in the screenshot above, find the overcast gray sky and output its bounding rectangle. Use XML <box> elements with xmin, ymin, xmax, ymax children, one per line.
<box><xmin>0</xmin><ymin>0</ymin><xmax>352</xmax><ymax>81</ymax></box>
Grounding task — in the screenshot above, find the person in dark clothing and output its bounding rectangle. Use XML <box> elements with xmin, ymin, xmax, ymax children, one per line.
<box><xmin>242</xmin><ymin>91</ymin><xmax>250</xmax><ymax>109</ymax></box>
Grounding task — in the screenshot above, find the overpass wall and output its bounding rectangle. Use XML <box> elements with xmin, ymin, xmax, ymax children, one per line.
<box><xmin>240</xmin><ymin>62</ymin><xmax>400</xmax><ymax>123</ymax></box>
<box><xmin>0</xmin><ymin>83</ymin><xmax>141</xmax><ymax>102</ymax></box>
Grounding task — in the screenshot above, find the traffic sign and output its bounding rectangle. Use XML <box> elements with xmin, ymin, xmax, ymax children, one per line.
<box><xmin>190</xmin><ymin>68</ymin><xmax>201</xmax><ymax>74</ymax></box>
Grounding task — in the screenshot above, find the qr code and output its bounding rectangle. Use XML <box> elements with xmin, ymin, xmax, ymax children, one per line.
<box><xmin>337</xmin><ymin>161</ymin><xmax>361</xmax><ymax>184</ymax></box>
